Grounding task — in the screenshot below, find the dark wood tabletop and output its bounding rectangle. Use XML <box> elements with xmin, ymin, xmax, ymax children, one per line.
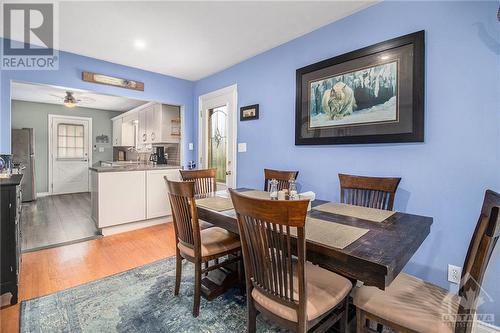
<box><xmin>196</xmin><ymin>188</ymin><xmax>433</xmax><ymax>290</ymax></box>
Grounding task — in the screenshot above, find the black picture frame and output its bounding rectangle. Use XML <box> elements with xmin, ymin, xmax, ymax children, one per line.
<box><xmin>295</xmin><ymin>31</ymin><xmax>425</xmax><ymax>145</ymax></box>
<box><xmin>240</xmin><ymin>104</ymin><xmax>259</xmax><ymax>121</ymax></box>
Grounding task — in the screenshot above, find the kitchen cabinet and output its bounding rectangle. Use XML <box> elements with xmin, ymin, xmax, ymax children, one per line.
<box><xmin>146</xmin><ymin>169</ymin><xmax>181</xmax><ymax>219</ymax></box>
<box><xmin>112</xmin><ymin>116</ymin><xmax>136</xmax><ymax>147</ymax></box>
<box><xmin>114</xmin><ymin>103</ymin><xmax>181</xmax><ymax>147</ymax></box>
<box><xmin>112</xmin><ymin>118</ymin><xmax>122</xmax><ymax>146</ymax></box>
<box><xmin>93</xmin><ymin>170</ymin><xmax>146</xmax><ymax>227</ymax></box>
<box><xmin>139</xmin><ymin>104</ymin><xmax>180</xmax><ymax>144</ymax></box>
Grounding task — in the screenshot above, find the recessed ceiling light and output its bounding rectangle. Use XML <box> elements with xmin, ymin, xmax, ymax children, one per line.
<box><xmin>133</xmin><ymin>39</ymin><xmax>146</xmax><ymax>50</ymax></box>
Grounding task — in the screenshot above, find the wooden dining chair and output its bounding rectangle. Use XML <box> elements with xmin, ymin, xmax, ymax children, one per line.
<box><xmin>229</xmin><ymin>189</ymin><xmax>352</xmax><ymax>333</ymax></box>
<box><xmin>339</xmin><ymin>173</ymin><xmax>401</xmax><ymax>211</ymax></box>
<box><xmin>353</xmin><ymin>189</ymin><xmax>500</xmax><ymax>333</ymax></box>
<box><xmin>179</xmin><ymin>168</ymin><xmax>218</xmax><ymax>229</ymax></box>
<box><xmin>179</xmin><ymin>168</ymin><xmax>218</xmax><ymax>194</ymax></box>
<box><xmin>264</xmin><ymin>168</ymin><xmax>299</xmax><ymax>191</ymax></box>
<box><xmin>165</xmin><ymin>178</ymin><xmax>242</xmax><ymax>317</ymax></box>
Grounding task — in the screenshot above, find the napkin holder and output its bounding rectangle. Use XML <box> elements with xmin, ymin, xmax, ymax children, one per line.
<box><xmin>299</xmin><ymin>191</ymin><xmax>315</xmax><ymax>211</ymax></box>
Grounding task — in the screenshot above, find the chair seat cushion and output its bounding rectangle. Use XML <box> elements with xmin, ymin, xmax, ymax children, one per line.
<box><xmin>353</xmin><ymin>273</ymin><xmax>460</xmax><ymax>333</ymax></box>
<box><xmin>178</xmin><ymin>227</ymin><xmax>240</xmax><ymax>258</ymax></box>
<box><xmin>252</xmin><ymin>261</ymin><xmax>352</xmax><ymax>322</ymax></box>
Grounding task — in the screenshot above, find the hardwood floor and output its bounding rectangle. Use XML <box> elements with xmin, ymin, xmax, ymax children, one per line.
<box><xmin>0</xmin><ymin>223</ymin><xmax>177</xmax><ymax>333</ymax></box>
<box><xmin>21</xmin><ymin>193</ymin><xmax>101</xmax><ymax>252</ymax></box>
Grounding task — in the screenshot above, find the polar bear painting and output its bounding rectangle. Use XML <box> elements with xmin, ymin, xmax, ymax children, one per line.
<box><xmin>310</xmin><ymin>61</ymin><xmax>398</xmax><ymax>128</ymax></box>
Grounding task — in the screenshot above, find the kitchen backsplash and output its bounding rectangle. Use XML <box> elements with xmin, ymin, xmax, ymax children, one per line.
<box><xmin>113</xmin><ymin>143</ymin><xmax>180</xmax><ymax>166</ymax></box>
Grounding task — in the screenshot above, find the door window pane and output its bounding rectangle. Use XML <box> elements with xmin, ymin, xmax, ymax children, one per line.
<box><xmin>208</xmin><ymin>106</ymin><xmax>227</xmax><ymax>183</ymax></box>
<box><xmin>57</xmin><ymin>124</ymin><xmax>85</xmax><ymax>159</ymax></box>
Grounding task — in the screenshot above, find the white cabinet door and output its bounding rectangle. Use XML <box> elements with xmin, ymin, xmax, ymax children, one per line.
<box><xmin>121</xmin><ymin>120</ymin><xmax>136</xmax><ymax>146</ymax></box>
<box><xmin>112</xmin><ymin>118</ymin><xmax>122</xmax><ymax>146</ymax></box>
<box><xmin>146</xmin><ymin>104</ymin><xmax>162</xmax><ymax>144</ymax></box>
<box><xmin>138</xmin><ymin>107</ymin><xmax>148</xmax><ymax>145</ymax></box>
<box><xmin>98</xmin><ymin>171</ymin><xmax>146</xmax><ymax>227</ymax></box>
<box><xmin>146</xmin><ymin>169</ymin><xmax>180</xmax><ymax>219</ymax></box>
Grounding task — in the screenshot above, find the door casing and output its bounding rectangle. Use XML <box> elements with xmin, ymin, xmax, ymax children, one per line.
<box><xmin>48</xmin><ymin>114</ymin><xmax>93</xmax><ymax>195</ymax></box>
<box><xmin>198</xmin><ymin>84</ymin><xmax>237</xmax><ymax>188</ymax></box>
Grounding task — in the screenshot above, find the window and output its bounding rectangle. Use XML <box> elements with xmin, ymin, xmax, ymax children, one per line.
<box><xmin>208</xmin><ymin>106</ymin><xmax>227</xmax><ymax>183</ymax></box>
<box><xmin>57</xmin><ymin>123</ymin><xmax>85</xmax><ymax>159</ymax></box>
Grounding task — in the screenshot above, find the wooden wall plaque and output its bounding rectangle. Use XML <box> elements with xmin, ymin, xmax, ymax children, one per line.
<box><xmin>82</xmin><ymin>71</ymin><xmax>145</xmax><ymax>91</ymax></box>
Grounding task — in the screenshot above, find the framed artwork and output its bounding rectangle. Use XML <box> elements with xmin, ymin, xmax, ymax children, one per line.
<box><xmin>295</xmin><ymin>31</ymin><xmax>424</xmax><ymax>145</ymax></box>
<box><xmin>240</xmin><ymin>104</ymin><xmax>259</xmax><ymax>121</ymax></box>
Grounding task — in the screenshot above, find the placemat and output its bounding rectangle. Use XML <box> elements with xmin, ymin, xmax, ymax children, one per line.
<box><xmin>291</xmin><ymin>217</ymin><xmax>369</xmax><ymax>249</ymax></box>
<box><xmin>239</xmin><ymin>190</ymin><xmax>272</xmax><ymax>200</ymax></box>
<box><xmin>196</xmin><ymin>196</ymin><xmax>234</xmax><ymax>212</ymax></box>
<box><xmin>313</xmin><ymin>202</ymin><xmax>395</xmax><ymax>223</ymax></box>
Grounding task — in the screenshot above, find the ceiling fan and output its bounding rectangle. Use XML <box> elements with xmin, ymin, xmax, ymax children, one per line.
<box><xmin>50</xmin><ymin>91</ymin><xmax>95</xmax><ymax>108</ymax></box>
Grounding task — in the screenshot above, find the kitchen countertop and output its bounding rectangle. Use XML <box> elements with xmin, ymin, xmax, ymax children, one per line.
<box><xmin>0</xmin><ymin>174</ymin><xmax>23</xmax><ymax>186</ymax></box>
<box><xmin>89</xmin><ymin>163</ymin><xmax>181</xmax><ymax>173</ymax></box>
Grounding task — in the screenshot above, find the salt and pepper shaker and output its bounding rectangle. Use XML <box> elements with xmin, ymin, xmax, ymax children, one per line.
<box><xmin>288</xmin><ymin>178</ymin><xmax>298</xmax><ymax>200</ymax></box>
<box><xmin>269</xmin><ymin>179</ymin><xmax>279</xmax><ymax>200</ymax></box>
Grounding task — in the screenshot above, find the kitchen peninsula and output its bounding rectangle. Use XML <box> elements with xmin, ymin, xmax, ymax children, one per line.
<box><xmin>90</xmin><ymin>163</ymin><xmax>181</xmax><ymax>235</ymax></box>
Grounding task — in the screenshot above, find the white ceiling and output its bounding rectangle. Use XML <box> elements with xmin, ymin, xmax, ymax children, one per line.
<box><xmin>11</xmin><ymin>81</ymin><xmax>148</xmax><ymax>112</ymax></box>
<box><xmin>47</xmin><ymin>1</ymin><xmax>375</xmax><ymax>81</ymax></box>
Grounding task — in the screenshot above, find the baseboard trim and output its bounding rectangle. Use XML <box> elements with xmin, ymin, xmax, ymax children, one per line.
<box><xmin>476</xmin><ymin>321</ymin><xmax>500</xmax><ymax>333</ymax></box>
<box><xmin>36</xmin><ymin>192</ymin><xmax>50</xmax><ymax>197</ymax></box>
<box><xmin>100</xmin><ymin>217</ymin><xmax>172</xmax><ymax>236</ymax></box>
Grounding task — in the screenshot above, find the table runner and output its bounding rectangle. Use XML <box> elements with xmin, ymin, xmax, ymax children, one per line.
<box><xmin>239</xmin><ymin>190</ymin><xmax>272</xmax><ymax>200</ymax></box>
<box><xmin>292</xmin><ymin>217</ymin><xmax>369</xmax><ymax>249</ymax></box>
<box><xmin>313</xmin><ymin>202</ymin><xmax>395</xmax><ymax>223</ymax></box>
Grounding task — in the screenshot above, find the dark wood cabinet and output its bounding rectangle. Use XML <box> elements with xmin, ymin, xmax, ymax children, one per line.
<box><xmin>1</xmin><ymin>174</ymin><xmax>23</xmax><ymax>305</ymax></box>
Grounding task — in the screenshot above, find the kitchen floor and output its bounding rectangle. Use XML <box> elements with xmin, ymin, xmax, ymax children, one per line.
<box><xmin>21</xmin><ymin>193</ymin><xmax>101</xmax><ymax>252</ymax></box>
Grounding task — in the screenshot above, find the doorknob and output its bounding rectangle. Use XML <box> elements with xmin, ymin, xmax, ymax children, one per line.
<box><xmin>226</xmin><ymin>170</ymin><xmax>232</xmax><ymax>175</ymax></box>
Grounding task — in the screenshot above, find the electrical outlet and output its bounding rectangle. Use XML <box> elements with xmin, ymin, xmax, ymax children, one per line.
<box><xmin>448</xmin><ymin>264</ymin><xmax>462</xmax><ymax>284</ymax></box>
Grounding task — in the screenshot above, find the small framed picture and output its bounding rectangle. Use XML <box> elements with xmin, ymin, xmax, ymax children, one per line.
<box><xmin>240</xmin><ymin>104</ymin><xmax>259</xmax><ymax>121</ymax></box>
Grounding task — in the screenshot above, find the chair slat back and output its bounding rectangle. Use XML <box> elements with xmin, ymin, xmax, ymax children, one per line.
<box><xmin>180</xmin><ymin>168</ymin><xmax>217</xmax><ymax>195</ymax></box>
<box><xmin>230</xmin><ymin>189</ymin><xmax>309</xmax><ymax>321</ymax></box>
<box><xmin>456</xmin><ymin>190</ymin><xmax>500</xmax><ymax>333</ymax></box>
<box><xmin>165</xmin><ymin>178</ymin><xmax>201</xmax><ymax>253</ymax></box>
<box><xmin>339</xmin><ymin>173</ymin><xmax>401</xmax><ymax>211</ymax></box>
<box><xmin>264</xmin><ymin>169</ymin><xmax>299</xmax><ymax>191</ymax></box>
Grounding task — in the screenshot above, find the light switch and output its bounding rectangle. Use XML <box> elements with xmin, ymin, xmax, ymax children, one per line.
<box><xmin>188</xmin><ymin>142</ymin><xmax>194</xmax><ymax>151</ymax></box>
<box><xmin>98</xmin><ymin>147</ymin><xmax>105</xmax><ymax>152</ymax></box>
<box><xmin>238</xmin><ymin>143</ymin><xmax>247</xmax><ymax>153</ymax></box>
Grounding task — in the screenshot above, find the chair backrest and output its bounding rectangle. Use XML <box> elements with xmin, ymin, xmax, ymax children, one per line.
<box><xmin>165</xmin><ymin>178</ymin><xmax>201</xmax><ymax>257</ymax></box>
<box><xmin>229</xmin><ymin>189</ymin><xmax>310</xmax><ymax>324</ymax></box>
<box><xmin>455</xmin><ymin>190</ymin><xmax>500</xmax><ymax>333</ymax></box>
<box><xmin>264</xmin><ymin>168</ymin><xmax>299</xmax><ymax>191</ymax></box>
<box><xmin>338</xmin><ymin>173</ymin><xmax>401</xmax><ymax>211</ymax></box>
<box><xmin>179</xmin><ymin>168</ymin><xmax>217</xmax><ymax>195</ymax></box>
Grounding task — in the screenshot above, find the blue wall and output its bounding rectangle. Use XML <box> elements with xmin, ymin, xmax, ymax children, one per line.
<box><xmin>194</xmin><ymin>1</ymin><xmax>500</xmax><ymax>323</ymax></box>
<box><xmin>0</xmin><ymin>43</ymin><xmax>195</xmax><ymax>165</ymax></box>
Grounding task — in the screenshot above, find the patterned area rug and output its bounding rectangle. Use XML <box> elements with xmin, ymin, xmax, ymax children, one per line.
<box><xmin>20</xmin><ymin>257</ymin><xmax>287</xmax><ymax>332</ymax></box>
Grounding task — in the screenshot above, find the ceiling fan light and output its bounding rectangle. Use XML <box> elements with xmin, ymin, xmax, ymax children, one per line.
<box><xmin>64</xmin><ymin>100</ymin><xmax>77</xmax><ymax>108</ymax></box>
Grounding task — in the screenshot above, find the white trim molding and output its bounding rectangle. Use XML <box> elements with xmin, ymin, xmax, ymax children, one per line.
<box><xmin>36</xmin><ymin>192</ymin><xmax>51</xmax><ymax>197</ymax></box>
<box><xmin>198</xmin><ymin>84</ymin><xmax>238</xmax><ymax>188</ymax></box>
<box><xmin>48</xmin><ymin>114</ymin><xmax>93</xmax><ymax>195</ymax></box>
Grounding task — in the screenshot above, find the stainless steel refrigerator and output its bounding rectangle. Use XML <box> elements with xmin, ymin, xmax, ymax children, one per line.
<box><xmin>12</xmin><ymin>128</ymin><xmax>36</xmax><ymax>202</ymax></box>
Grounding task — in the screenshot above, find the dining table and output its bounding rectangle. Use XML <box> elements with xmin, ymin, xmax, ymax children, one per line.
<box><xmin>195</xmin><ymin>188</ymin><xmax>433</xmax><ymax>294</ymax></box>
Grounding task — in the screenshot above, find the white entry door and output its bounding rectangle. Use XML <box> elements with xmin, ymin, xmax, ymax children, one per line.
<box><xmin>198</xmin><ymin>85</ymin><xmax>237</xmax><ymax>188</ymax></box>
<box><xmin>49</xmin><ymin>115</ymin><xmax>92</xmax><ymax>194</ymax></box>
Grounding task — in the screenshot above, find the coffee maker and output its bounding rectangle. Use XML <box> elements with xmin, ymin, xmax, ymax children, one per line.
<box><xmin>155</xmin><ymin>146</ymin><xmax>168</xmax><ymax>165</ymax></box>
